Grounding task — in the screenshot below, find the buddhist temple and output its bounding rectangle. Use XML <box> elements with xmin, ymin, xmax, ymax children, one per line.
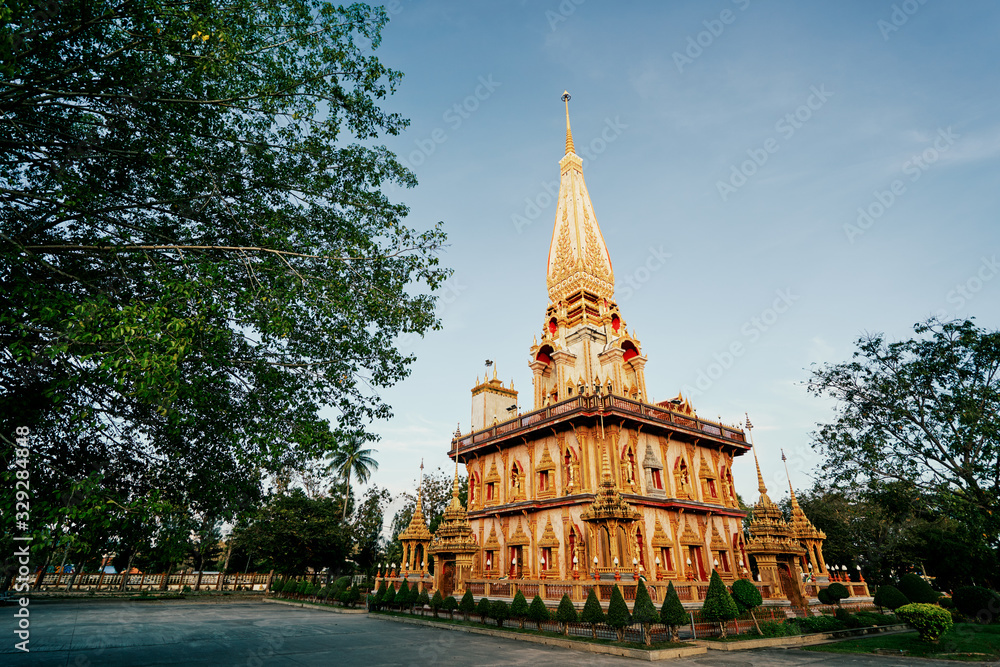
<box><xmin>377</xmin><ymin>93</ymin><xmax>870</xmax><ymax>610</ymax></box>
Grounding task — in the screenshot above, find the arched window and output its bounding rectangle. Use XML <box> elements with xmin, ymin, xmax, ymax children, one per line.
<box><xmin>622</xmin><ymin>340</ymin><xmax>638</xmax><ymax>362</ymax></box>
<box><xmin>536</xmin><ymin>345</ymin><xmax>553</xmax><ymax>364</ymax></box>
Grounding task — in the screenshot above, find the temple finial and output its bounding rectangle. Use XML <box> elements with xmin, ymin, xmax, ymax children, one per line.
<box><xmin>562</xmin><ymin>91</ymin><xmax>575</xmax><ymax>155</ymax></box>
<box><xmin>781</xmin><ymin>449</ymin><xmax>799</xmax><ymax>507</ymax></box>
<box><xmin>746</xmin><ymin>413</ymin><xmax>768</xmax><ymax>497</ymax></box>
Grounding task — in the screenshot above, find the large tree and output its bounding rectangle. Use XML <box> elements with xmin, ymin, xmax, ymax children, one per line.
<box><xmin>808</xmin><ymin>319</ymin><xmax>1000</xmax><ymax>545</ymax></box>
<box><xmin>0</xmin><ymin>0</ymin><xmax>447</xmax><ymax>570</ymax></box>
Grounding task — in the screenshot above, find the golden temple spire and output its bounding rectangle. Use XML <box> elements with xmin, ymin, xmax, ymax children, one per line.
<box><xmin>546</xmin><ymin>92</ymin><xmax>615</xmax><ymax>303</ymax></box>
<box><xmin>416</xmin><ymin>458</ymin><xmax>424</xmax><ymax>511</ymax></box>
<box><xmin>746</xmin><ymin>414</ymin><xmax>771</xmax><ymax>501</ymax></box>
<box><xmin>562</xmin><ymin>91</ymin><xmax>575</xmax><ymax>155</ymax></box>
<box><xmin>781</xmin><ymin>449</ymin><xmax>799</xmax><ymax>508</ymax></box>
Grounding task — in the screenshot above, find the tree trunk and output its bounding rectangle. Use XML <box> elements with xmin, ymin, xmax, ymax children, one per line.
<box><xmin>591</xmin><ymin>623</ymin><xmax>597</xmax><ymax>639</ymax></box>
<box><xmin>750</xmin><ymin>609</ymin><xmax>762</xmax><ymax>635</ymax></box>
<box><xmin>670</xmin><ymin>625</ymin><xmax>679</xmax><ymax>643</ymax></box>
<box><xmin>643</xmin><ymin>623</ymin><xmax>651</xmax><ymax>646</ymax></box>
<box><xmin>615</xmin><ymin>627</ymin><xmax>625</xmax><ymax>642</ymax></box>
<box><xmin>719</xmin><ymin>621</ymin><xmax>727</xmax><ymax>639</ymax></box>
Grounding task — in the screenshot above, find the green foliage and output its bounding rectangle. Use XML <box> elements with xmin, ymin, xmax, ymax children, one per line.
<box><xmin>820</xmin><ymin>581</ymin><xmax>851</xmax><ymax>604</ymax></box>
<box><xmin>0</xmin><ymin>0</ymin><xmax>450</xmax><ymax>575</ymax></box>
<box><xmin>555</xmin><ymin>594</ymin><xmax>578</xmax><ymax>626</ymax></box>
<box><xmin>895</xmin><ymin>603</ymin><xmax>953</xmax><ymax>642</ymax></box>
<box><xmin>459</xmin><ymin>589</ymin><xmax>476</xmax><ymax>617</ymax></box>
<box><xmin>953</xmin><ymin>587</ymin><xmax>1000</xmax><ymax>623</ymax></box>
<box><xmin>407</xmin><ymin>584</ymin><xmax>421</xmax><ymax>607</ymax></box>
<box><xmin>511</xmin><ymin>590</ymin><xmax>529</xmax><ymax>619</ymax></box>
<box><xmin>808</xmin><ymin>319</ymin><xmax>1000</xmax><ymax>586</ymax></box>
<box><xmin>758</xmin><ymin>620</ymin><xmax>799</xmax><ymax>637</ymax></box>
<box><xmin>418</xmin><ymin>590</ymin><xmax>430</xmax><ymax>609</ymax></box>
<box><xmin>788</xmin><ymin>615</ymin><xmax>846</xmax><ymax>633</ymax></box>
<box><xmin>343</xmin><ymin>584</ymin><xmax>361</xmax><ymax>607</ymax></box>
<box><xmin>490</xmin><ymin>600</ymin><xmax>510</xmax><ymax>628</ymax></box>
<box><xmin>731</xmin><ymin>579</ymin><xmax>763</xmax><ymax>614</ymax></box>
<box><xmin>700</xmin><ymin>571</ymin><xmax>739</xmax><ymax>628</ymax></box>
<box><xmin>632</xmin><ymin>580</ymin><xmax>658</xmax><ymax>625</ymax></box>
<box><xmin>606</xmin><ymin>585</ymin><xmax>632</xmax><ymax>642</ymax></box>
<box><xmin>581</xmin><ymin>587</ymin><xmax>605</xmax><ymax>638</ymax></box>
<box><xmin>374</xmin><ymin>582</ymin><xmax>388</xmax><ymax>608</ymax></box>
<box><xmin>817</xmin><ymin>587</ymin><xmax>835</xmax><ymax>605</ymax></box>
<box><xmin>897</xmin><ymin>574</ymin><xmax>940</xmax><ymax>604</ymax></box>
<box><xmin>873</xmin><ymin>584</ymin><xmax>909</xmax><ymax>611</ymax></box>
<box><xmin>430</xmin><ymin>590</ymin><xmax>443</xmax><ymax>611</ymax></box>
<box><xmin>397</xmin><ymin>580</ymin><xmax>410</xmax><ymax>607</ymax></box>
<box><xmin>659</xmin><ymin>581</ymin><xmax>688</xmax><ymax>643</ymax></box>
<box><xmin>476</xmin><ymin>597</ymin><xmax>491</xmax><ymax>623</ymax></box>
<box><xmin>527</xmin><ymin>595</ymin><xmax>550</xmax><ymax>629</ymax></box>
<box><xmin>271</xmin><ymin>579</ymin><xmax>284</xmax><ymax>593</ymax></box>
<box><xmin>443</xmin><ymin>596</ymin><xmax>458</xmax><ymax>612</ymax></box>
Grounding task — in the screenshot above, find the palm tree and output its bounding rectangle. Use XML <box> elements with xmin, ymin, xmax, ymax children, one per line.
<box><xmin>330</xmin><ymin>436</ymin><xmax>379</xmax><ymax>520</ymax></box>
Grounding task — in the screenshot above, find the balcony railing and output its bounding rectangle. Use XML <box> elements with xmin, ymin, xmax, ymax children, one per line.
<box><xmin>452</xmin><ymin>394</ymin><xmax>747</xmax><ymax>453</ymax></box>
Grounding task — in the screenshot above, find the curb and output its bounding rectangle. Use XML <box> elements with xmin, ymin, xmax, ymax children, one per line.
<box><xmin>693</xmin><ymin>624</ymin><xmax>912</xmax><ymax>651</ymax></box>
<box><xmin>371</xmin><ymin>614</ymin><xmax>707</xmax><ymax>661</ymax></box>
<box><xmin>263</xmin><ymin>597</ymin><xmax>367</xmax><ymax>614</ymax></box>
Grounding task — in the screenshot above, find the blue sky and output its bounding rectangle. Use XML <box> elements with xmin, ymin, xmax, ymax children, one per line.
<box><xmin>337</xmin><ymin>1</ymin><xmax>1000</xmax><ymax>510</ymax></box>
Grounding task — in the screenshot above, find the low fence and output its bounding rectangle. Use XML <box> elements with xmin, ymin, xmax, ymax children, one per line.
<box><xmin>29</xmin><ymin>571</ymin><xmax>273</xmax><ymax>592</ymax></box>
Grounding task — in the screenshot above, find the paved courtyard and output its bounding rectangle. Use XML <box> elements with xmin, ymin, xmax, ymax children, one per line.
<box><xmin>1</xmin><ymin>599</ymin><xmax>983</xmax><ymax>667</ymax></box>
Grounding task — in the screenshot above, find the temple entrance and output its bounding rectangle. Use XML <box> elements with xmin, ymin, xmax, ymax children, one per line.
<box><xmin>778</xmin><ymin>562</ymin><xmax>807</xmax><ymax>609</ymax></box>
<box><xmin>441</xmin><ymin>561</ymin><xmax>455</xmax><ymax>596</ymax></box>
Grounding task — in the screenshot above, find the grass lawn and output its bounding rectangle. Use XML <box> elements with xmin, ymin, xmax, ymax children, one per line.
<box><xmin>804</xmin><ymin>623</ymin><xmax>1000</xmax><ymax>662</ymax></box>
<box><xmin>372</xmin><ymin>610</ymin><xmax>692</xmax><ymax>651</ymax></box>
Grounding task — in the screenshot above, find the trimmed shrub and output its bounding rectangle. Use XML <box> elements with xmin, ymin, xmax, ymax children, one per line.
<box><xmin>459</xmin><ymin>589</ymin><xmax>476</xmax><ymax>621</ymax></box>
<box><xmin>606</xmin><ymin>585</ymin><xmax>632</xmax><ymax>642</ymax></box>
<box><xmin>374</xmin><ymin>582</ymin><xmax>388</xmax><ymax>609</ymax></box>
<box><xmin>527</xmin><ymin>594</ymin><xmax>550</xmax><ymax>630</ymax></box>
<box><xmin>731</xmin><ymin>579</ymin><xmax>763</xmax><ymax>635</ymax></box>
<box><xmin>510</xmin><ymin>590</ymin><xmax>529</xmax><ymax>629</ymax></box>
<box><xmin>758</xmin><ymin>620</ymin><xmax>797</xmax><ymax>637</ymax></box>
<box><xmin>700</xmin><ymin>570</ymin><xmax>739</xmax><ymax>638</ymax></box>
<box><xmin>397</xmin><ymin>580</ymin><xmax>410</xmax><ymax>609</ymax></box>
<box><xmin>632</xmin><ymin>580</ymin><xmax>659</xmax><ymax>646</ymax></box>
<box><xmin>476</xmin><ymin>597</ymin><xmax>491</xmax><ymax>623</ymax></box>
<box><xmin>271</xmin><ymin>579</ymin><xmax>284</xmax><ymax>594</ymax></box>
<box><xmin>407</xmin><ymin>584</ymin><xmax>421</xmax><ymax>610</ymax></box>
<box><xmin>896</xmin><ymin>603</ymin><xmax>953</xmax><ymax>642</ymax></box>
<box><xmin>873</xmin><ymin>584</ymin><xmax>909</xmax><ymax>612</ymax></box>
<box><xmin>581</xmin><ymin>588</ymin><xmax>605</xmax><ymax>639</ymax></box>
<box><xmin>897</xmin><ymin>573</ymin><xmax>940</xmax><ymax>604</ymax></box>
<box><xmin>556</xmin><ymin>594</ymin><xmax>578</xmax><ymax>636</ymax></box>
<box><xmin>443</xmin><ymin>595</ymin><xmax>458</xmax><ymax>616</ymax></box>
<box><xmin>430</xmin><ymin>590</ymin><xmax>443</xmax><ymax>616</ymax></box>
<box><xmin>490</xmin><ymin>600</ymin><xmax>510</xmax><ymax>629</ymax></box>
<box><xmin>298</xmin><ymin>580</ymin><xmax>310</xmax><ymax>596</ymax></box>
<box><xmin>381</xmin><ymin>585</ymin><xmax>395</xmax><ymax>607</ymax></box>
<box><xmin>825</xmin><ymin>582</ymin><xmax>850</xmax><ymax>606</ymax></box>
<box><xmin>659</xmin><ymin>582</ymin><xmax>688</xmax><ymax>643</ymax></box>
<box><xmin>418</xmin><ymin>589</ymin><xmax>430</xmax><ymax>610</ymax></box>
<box><xmin>817</xmin><ymin>587</ymin><xmax>834</xmax><ymax>605</ymax></box>
<box><xmin>953</xmin><ymin>586</ymin><xmax>1000</xmax><ymax>623</ymax></box>
<box><xmin>789</xmin><ymin>615</ymin><xmax>846</xmax><ymax>633</ymax></box>
<box><xmin>343</xmin><ymin>584</ymin><xmax>361</xmax><ymax>607</ymax></box>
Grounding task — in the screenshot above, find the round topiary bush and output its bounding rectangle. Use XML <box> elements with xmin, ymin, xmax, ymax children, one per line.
<box><xmin>731</xmin><ymin>579</ymin><xmax>763</xmax><ymax>635</ymax></box>
<box><xmin>953</xmin><ymin>586</ymin><xmax>1000</xmax><ymax>624</ymax></box>
<box><xmin>826</xmin><ymin>582</ymin><xmax>850</xmax><ymax>606</ymax></box>
<box><xmin>490</xmin><ymin>599</ymin><xmax>510</xmax><ymax>628</ymax></box>
<box><xmin>476</xmin><ymin>596</ymin><xmax>491</xmax><ymax>623</ymax></box>
<box><xmin>897</xmin><ymin>573</ymin><xmax>940</xmax><ymax>604</ymax></box>
<box><xmin>895</xmin><ymin>603</ymin><xmax>953</xmax><ymax>642</ymax></box>
<box><xmin>873</xmin><ymin>584</ymin><xmax>909</xmax><ymax>611</ymax></box>
<box><xmin>443</xmin><ymin>595</ymin><xmax>458</xmax><ymax>616</ymax></box>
